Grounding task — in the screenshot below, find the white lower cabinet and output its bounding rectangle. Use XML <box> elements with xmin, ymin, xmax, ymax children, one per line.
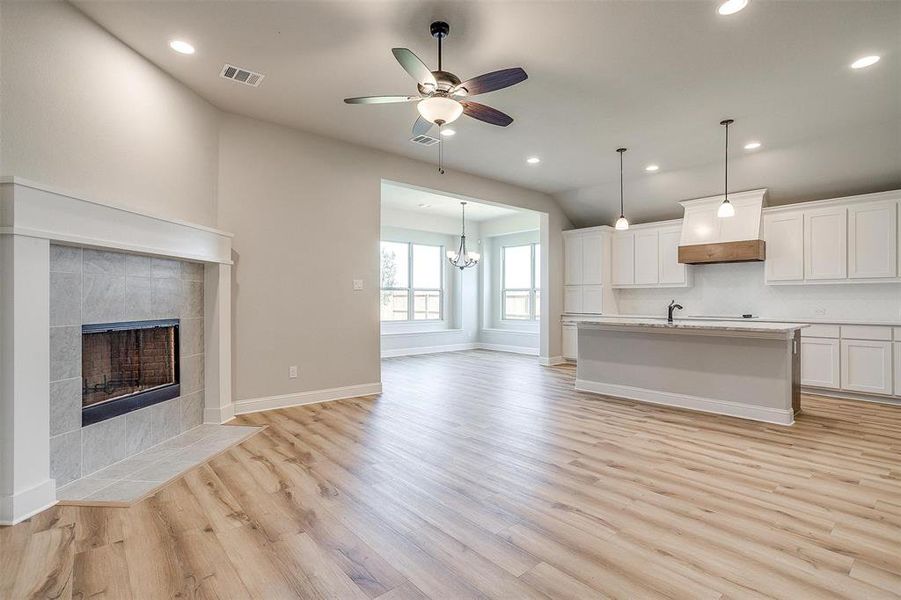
<box><xmin>895</xmin><ymin>342</ymin><xmax>901</xmax><ymax>396</ymax></box>
<box><xmin>562</xmin><ymin>325</ymin><xmax>578</xmax><ymax>361</ymax></box>
<box><xmin>841</xmin><ymin>339</ymin><xmax>894</xmax><ymax>395</ymax></box>
<box><xmin>801</xmin><ymin>338</ymin><xmax>840</xmax><ymax>389</ymax></box>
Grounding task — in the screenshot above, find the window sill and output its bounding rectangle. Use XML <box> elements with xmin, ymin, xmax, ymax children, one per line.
<box><xmin>481</xmin><ymin>328</ymin><xmax>539</xmax><ymax>337</ymax></box>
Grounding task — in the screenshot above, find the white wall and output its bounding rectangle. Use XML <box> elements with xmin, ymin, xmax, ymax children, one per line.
<box><xmin>616</xmin><ymin>261</ymin><xmax>901</xmax><ymax>322</ymax></box>
<box><xmin>217</xmin><ymin>113</ymin><xmax>570</xmax><ymax>402</ymax></box>
<box><xmin>0</xmin><ymin>1</ymin><xmax>221</xmax><ymax>227</ymax></box>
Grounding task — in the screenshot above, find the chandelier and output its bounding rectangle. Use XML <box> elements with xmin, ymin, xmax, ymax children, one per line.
<box><xmin>447</xmin><ymin>201</ymin><xmax>480</xmax><ymax>270</ymax></box>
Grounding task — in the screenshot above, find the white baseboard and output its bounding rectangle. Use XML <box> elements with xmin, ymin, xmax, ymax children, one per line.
<box><xmin>575</xmin><ymin>379</ymin><xmax>795</xmax><ymax>426</ymax></box>
<box><xmin>802</xmin><ymin>386</ymin><xmax>901</xmax><ymax>406</ymax></box>
<box><xmin>234</xmin><ymin>382</ymin><xmax>383</xmax><ymax>415</ymax></box>
<box><xmin>0</xmin><ymin>478</ymin><xmax>57</xmax><ymax>526</ymax></box>
<box><xmin>539</xmin><ymin>355</ymin><xmax>567</xmax><ymax>366</ymax></box>
<box><xmin>204</xmin><ymin>402</ymin><xmax>236</xmax><ymax>425</ymax></box>
<box><xmin>381</xmin><ymin>343</ymin><xmax>478</xmax><ymax>358</ymax></box>
<box><xmin>477</xmin><ymin>343</ymin><xmax>539</xmax><ymax>356</ymax></box>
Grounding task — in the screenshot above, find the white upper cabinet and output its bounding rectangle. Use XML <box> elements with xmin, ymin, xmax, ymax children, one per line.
<box><xmin>564</xmin><ymin>234</ymin><xmax>583</xmax><ymax>285</ymax></box>
<box><xmin>848</xmin><ymin>201</ymin><xmax>897</xmax><ymax>279</ymax></box>
<box><xmin>658</xmin><ymin>227</ymin><xmax>687</xmax><ymax>285</ymax></box>
<box><xmin>612</xmin><ymin>232</ymin><xmax>635</xmax><ymax>286</ymax></box>
<box><xmin>763</xmin><ymin>211</ymin><xmax>804</xmax><ymax>282</ymax></box>
<box><xmin>581</xmin><ymin>232</ymin><xmax>604</xmax><ymax>285</ymax></box>
<box><xmin>804</xmin><ymin>207</ymin><xmax>847</xmax><ymax>280</ymax></box>
<box><xmin>634</xmin><ymin>230</ymin><xmax>659</xmax><ymax>285</ymax></box>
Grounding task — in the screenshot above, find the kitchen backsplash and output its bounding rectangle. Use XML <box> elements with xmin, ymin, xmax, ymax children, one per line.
<box><xmin>615</xmin><ymin>261</ymin><xmax>901</xmax><ymax>322</ymax></box>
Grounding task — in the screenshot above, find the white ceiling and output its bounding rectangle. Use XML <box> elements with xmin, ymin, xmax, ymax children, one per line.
<box><xmin>381</xmin><ymin>181</ymin><xmax>521</xmax><ymax>222</ymax></box>
<box><xmin>74</xmin><ymin>1</ymin><xmax>901</xmax><ymax>226</ymax></box>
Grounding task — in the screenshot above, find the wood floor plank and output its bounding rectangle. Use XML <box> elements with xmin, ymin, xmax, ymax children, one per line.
<box><xmin>2</xmin><ymin>350</ymin><xmax>901</xmax><ymax>598</ymax></box>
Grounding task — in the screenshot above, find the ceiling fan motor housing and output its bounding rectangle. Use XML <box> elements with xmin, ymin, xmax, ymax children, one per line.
<box><xmin>430</xmin><ymin>21</ymin><xmax>450</xmax><ymax>39</ymax></box>
<box><xmin>418</xmin><ymin>71</ymin><xmax>461</xmax><ymax>95</ymax></box>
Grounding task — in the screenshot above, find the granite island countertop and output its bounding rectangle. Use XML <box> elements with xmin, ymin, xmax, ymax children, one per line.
<box><xmin>574</xmin><ymin>316</ymin><xmax>808</xmax><ymax>334</ymax></box>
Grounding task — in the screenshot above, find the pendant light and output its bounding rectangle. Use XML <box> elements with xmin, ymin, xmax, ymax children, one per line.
<box><xmin>614</xmin><ymin>147</ymin><xmax>630</xmax><ymax>230</ymax></box>
<box><xmin>447</xmin><ymin>201</ymin><xmax>480</xmax><ymax>270</ymax></box>
<box><xmin>717</xmin><ymin>119</ymin><xmax>736</xmax><ymax>218</ymax></box>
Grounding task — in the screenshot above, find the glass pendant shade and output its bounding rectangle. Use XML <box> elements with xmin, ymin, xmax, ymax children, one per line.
<box><xmin>717</xmin><ymin>199</ymin><xmax>735</xmax><ymax>218</ymax></box>
<box><xmin>615</xmin><ymin>215</ymin><xmax>630</xmax><ymax>230</ymax></box>
<box><xmin>418</xmin><ymin>96</ymin><xmax>463</xmax><ymax>125</ymax></box>
<box><xmin>448</xmin><ymin>202</ymin><xmax>479</xmax><ymax>270</ymax></box>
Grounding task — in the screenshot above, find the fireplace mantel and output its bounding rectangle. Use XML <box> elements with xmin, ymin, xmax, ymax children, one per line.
<box><xmin>0</xmin><ymin>177</ymin><xmax>235</xmax><ymax>525</ymax></box>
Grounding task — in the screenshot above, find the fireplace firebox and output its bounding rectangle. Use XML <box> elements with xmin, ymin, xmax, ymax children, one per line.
<box><xmin>81</xmin><ymin>319</ymin><xmax>180</xmax><ymax>426</ymax></box>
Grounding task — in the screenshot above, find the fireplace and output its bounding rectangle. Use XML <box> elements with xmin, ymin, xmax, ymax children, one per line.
<box><xmin>81</xmin><ymin>319</ymin><xmax>180</xmax><ymax>426</ymax></box>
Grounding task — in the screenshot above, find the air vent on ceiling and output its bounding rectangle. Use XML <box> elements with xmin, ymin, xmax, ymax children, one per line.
<box><xmin>410</xmin><ymin>134</ymin><xmax>440</xmax><ymax>146</ymax></box>
<box><xmin>220</xmin><ymin>64</ymin><xmax>265</xmax><ymax>87</ymax></box>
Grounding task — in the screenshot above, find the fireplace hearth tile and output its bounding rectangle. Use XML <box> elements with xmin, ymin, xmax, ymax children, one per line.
<box><xmin>50</xmin><ymin>429</ymin><xmax>82</xmax><ymax>486</ymax></box>
<box><xmin>181</xmin><ymin>392</ymin><xmax>204</xmax><ymax>431</ymax></box>
<box><xmin>151</xmin><ymin>398</ymin><xmax>182</xmax><ymax>443</ymax></box>
<box><xmin>126</xmin><ymin>408</ymin><xmax>154</xmax><ymax>455</ymax></box>
<box><xmin>180</xmin><ymin>317</ymin><xmax>203</xmax><ymax>357</ymax></box>
<box><xmin>57</xmin><ymin>424</ymin><xmax>262</xmax><ymax>505</ymax></box>
<box><xmin>181</xmin><ymin>354</ymin><xmax>204</xmax><ymax>395</ymax></box>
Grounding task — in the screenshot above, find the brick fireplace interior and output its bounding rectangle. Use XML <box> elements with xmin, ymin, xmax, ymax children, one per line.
<box><xmin>81</xmin><ymin>319</ymin><xmax>180</xmax><ymax>425</ymax></box>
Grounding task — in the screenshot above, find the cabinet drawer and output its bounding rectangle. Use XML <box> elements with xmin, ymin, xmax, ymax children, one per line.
<box><xmin>802</xmin><ymin>324</ymin><xmax>840</xmax><ymax>339</ymax></box>
<box><xmin>841</xmin><ymin>325</ymin><xmax>893</xmax><ymax>341</ymax></box>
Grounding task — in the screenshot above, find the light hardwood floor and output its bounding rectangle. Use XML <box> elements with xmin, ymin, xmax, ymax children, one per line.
<box><xmin>3</xmin><ymin>350</ymin><xmax>901</xmax><ymax>599</ymax></box>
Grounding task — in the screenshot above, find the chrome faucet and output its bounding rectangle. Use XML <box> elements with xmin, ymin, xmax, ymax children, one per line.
<box><xmin>667</xmin><ymin>300</ymin><xmax>683</xmax><ymax>324</ymax></box>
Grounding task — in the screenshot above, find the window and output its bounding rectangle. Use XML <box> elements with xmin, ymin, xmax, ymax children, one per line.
<box><xmin>502</xmin><ymin>243</ymin><xmax>540</xmax><ymax>320</ymax></box>
<box><xmin>380</xmin><ymin>241</ymin><xmax>443</xmax><ymax>321</ymax></box>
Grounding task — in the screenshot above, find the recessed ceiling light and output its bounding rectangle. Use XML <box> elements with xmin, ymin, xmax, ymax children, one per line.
<box><xmin>851</xmin><ymin>55</ymin><xmax>880</xmax><ymax>69</ymax></box>
<box><xmin>645</xmin><ymin>164</ymin><xmax>660</xmax><ymax>172</ymax></box>
<box><xmin>744</xmin><ymin>141</ymin><xmax>762</xmax><ymax>150</ymax></box>
<box><xmin>717</xmin><ymin>0</ymin><xmax>748</xmax><ymax>15</ymax></box>
<box><xmin>526</xmin><ymin>156</ymin><xmax>541</xmax><ymax>165</ymax></box>
<box><xmin>169</xmin><ymin>40</ymin><xmax>195</xmax><ymax>55</ymax></box>
<box><xmin>440</xmin><ymin>128</ymin><xmax>456</xmax><ymax>137</ymax></box>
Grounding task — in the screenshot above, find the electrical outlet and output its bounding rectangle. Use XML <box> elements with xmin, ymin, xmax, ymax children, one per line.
<box><xmin>353</xmin><ymin>279</ymin><xmax>364</xmax><ymax>291</ymax></box>
<box><xmin>289</xmin><ymin>365</ymin><xmax>298</xmax><ymax>379</ymax></box>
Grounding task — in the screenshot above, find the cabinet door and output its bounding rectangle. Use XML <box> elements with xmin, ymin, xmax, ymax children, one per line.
<box><xmin>634</xmin><ymin>230</ymin><xmax>659</xmax><ymax>285</ymax></box>
<box><xmin>895</xmin><ymin>342</ymin><xmax>900</xmax><ymax>396</ymax></box>
<box><xmin>658</xmin><ymin>227</ymin><xmax>686</xmax><ymax>285</ymax></box>
<box><xmin>563</xmin><ymin>285</ymin><xmax>583</xmax><ymax>314</ymax></box>
<box><xmin>562</xmin><ymin>325</ymin><xmax>578</xmax><ymax>360</ymax></box>
<box><xmin>800</xmin><ymin>338</ymin><xmax>840</xmax><ymax>389</ymax></box>
<box><xmin>848</xmin><ymin>201</ymin><xmax>897</xmax><ymax>279</ymax></box>
<box><xmin>841</xmin><ymin>339</ymin><xmax>893</xmax><ymax>395</ymax></box>
<box><xmin>804</xmin><ymin>207</ymin><xmax>847</xmax><ymax>280</ymax></box>
<box><xmin>582</xmin><ymin>285</ymin><xmax>604</xmax><ymax>314</ymax></box>
<box><xmin>612</xmin><ymin>232</ymin><xmax>635</xmax><ymax>286</ymax></box>
<box><xmin>581</xmin><ymin>233</ymin><xmax>604</xmax><ymax>285</ymax></box>
<box><xmin>564</xmin><ymin>235</ymin><xmax>583</xmax><ymax>286</ymax></box>
<box><xmin>764</xmin><ymin>212</ymin><xmax>804</xmax><ymax>282</ymax></box>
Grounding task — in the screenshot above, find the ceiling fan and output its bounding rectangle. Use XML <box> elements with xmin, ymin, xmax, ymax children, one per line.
<box><xmin>343</xmin><ymin>21</ymin><xmax>528</xmax><ymax>138</ymax></box>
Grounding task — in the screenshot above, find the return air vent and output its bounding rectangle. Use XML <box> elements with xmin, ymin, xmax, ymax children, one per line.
<box><xmin>220</xmin><ymin>64</ymin><xmax>265</xmax><ymax>87</ymax></box>
<box><xmin>410</xmin><ymin>134</ymin><xmax>440</xmax><ymax>146</ymax></box>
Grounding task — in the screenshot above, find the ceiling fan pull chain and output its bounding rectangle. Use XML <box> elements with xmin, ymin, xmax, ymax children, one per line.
<box><xmin>438</xmin><ymin>123</ymin><xmax>445</xmax><ymax>174</ymax></box>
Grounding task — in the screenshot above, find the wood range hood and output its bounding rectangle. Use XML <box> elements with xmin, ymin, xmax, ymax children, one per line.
<box><xmin>677</xmin><ymin>189</ymin><xmax>768</xmax><ymax>265</ymax></box>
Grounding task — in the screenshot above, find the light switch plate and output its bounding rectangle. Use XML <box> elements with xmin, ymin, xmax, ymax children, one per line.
<box><xmin>289</xmin><ymin>366</ymin><xmax>298</xmax><ymax>379</ymax></box>
<box><xmin>353</xmin><ymin>279</ymin><xmax>364</xmax><ymax>291</ymax></box>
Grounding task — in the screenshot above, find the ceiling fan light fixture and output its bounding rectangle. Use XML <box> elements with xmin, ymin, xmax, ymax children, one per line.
<box><xmin>417</xmin><ymin>96</ymin><xmax>464</xmax><ymax>125</ymax></box>
<box><xmin>717</xmin><ymin>0</ymin><xmax>748</xmax><ymax>16</ymax></box>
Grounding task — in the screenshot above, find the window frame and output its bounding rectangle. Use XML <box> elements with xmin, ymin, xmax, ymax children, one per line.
<box><xmin>380</xmin><ymin>241</ymin><xmax>445</xmax><ymax>322</ymax></box>
<box><xmin>501</xmin><ymin>242</ymin><xmax>540</xmax><ymax>321</ymax></box>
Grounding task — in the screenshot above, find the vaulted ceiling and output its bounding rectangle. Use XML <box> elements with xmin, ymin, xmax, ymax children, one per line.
<box><xmin>75</xmin><ymin>0</ymin><xmax>900</xmax><ymax>226</ymax></box>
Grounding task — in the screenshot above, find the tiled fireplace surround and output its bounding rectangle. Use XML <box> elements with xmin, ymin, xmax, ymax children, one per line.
<box><xmin>0</xmin><ymin>178</ymin><xmax>234</xmax><ymax>524</ymax></box>
<box><xmin>49</xmin><ymin>247</ymin><xmax>205</xmax><ymax>486</ymax></box>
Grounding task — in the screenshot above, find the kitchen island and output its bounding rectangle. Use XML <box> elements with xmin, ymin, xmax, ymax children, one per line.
<box><xmin>575</xmin><ymin>317</ymin><xmax>807</xmax><ymax>425</ymax></box>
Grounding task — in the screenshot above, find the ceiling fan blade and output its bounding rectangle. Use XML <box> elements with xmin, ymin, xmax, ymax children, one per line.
<box><xmin>461</xmin><ymin>101</ymin><xmax>514</xmax><ymax>127</ymax></box>
<box><xmin>344</xmin><ymin>95</ymin><xmax>419</xmax><ymax>104</ymax></box>
<box><xmin>453</xmin><ymin>68</ymin><xmax>528</xmax><ymax>96</ymax></box>
<box><xmin>392</xmin><ymin>48</ymin><xmax>437</xmax><ymax>88</ymax></box>
<box><xmin>411</xmin><ymin>116</ymin><xmax>433</xmax><ymax>137</ymax></box>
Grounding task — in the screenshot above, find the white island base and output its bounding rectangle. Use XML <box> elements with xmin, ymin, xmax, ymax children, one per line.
<box><xmin>574</xmin><ymin>319</ymin><xmax>805</xmax><ymax>425</ymax></box>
